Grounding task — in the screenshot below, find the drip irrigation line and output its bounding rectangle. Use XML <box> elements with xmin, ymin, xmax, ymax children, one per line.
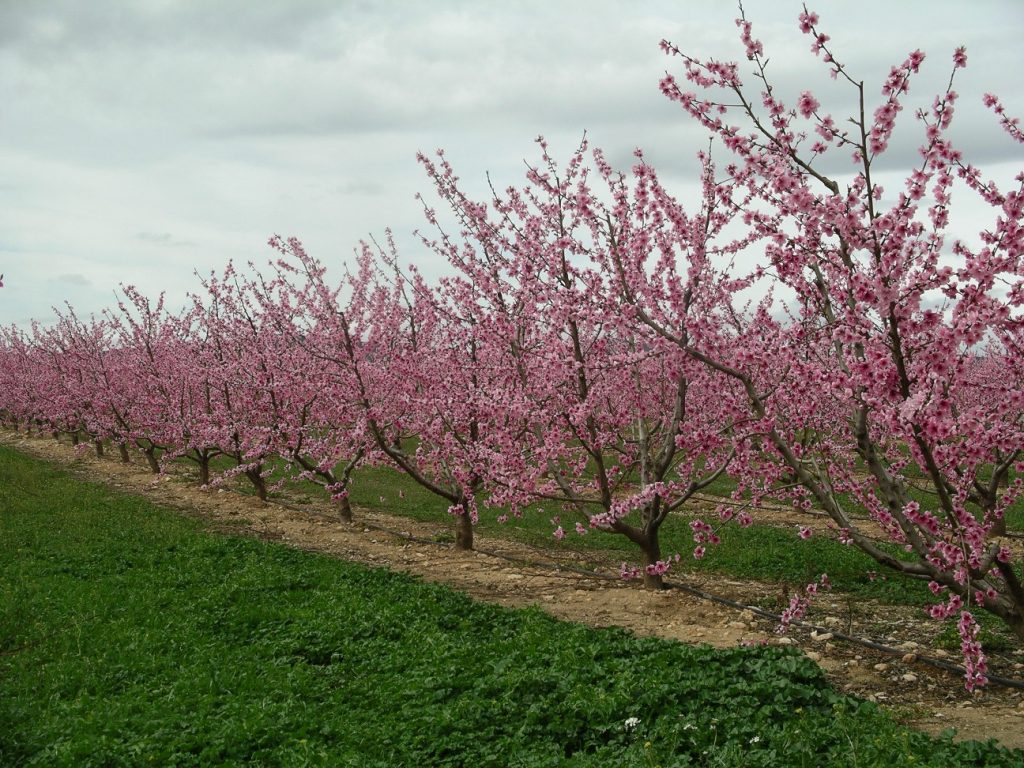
<box><xmin>690</xmin><ymin>491</ymin><xmax>1024</xmax><ymax>541</ymax></box>
<box><xmin>661</xmin><ymin>579</ymin><xmax>1024</xmax><ymax>691</ymax></box>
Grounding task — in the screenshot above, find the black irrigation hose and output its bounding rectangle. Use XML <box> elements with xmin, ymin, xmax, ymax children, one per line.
<box><xmin>661</xmin><ymin>579</ymin><xmax>1024</xmax><ymax>691</ymax></box>
<box><xmin>690</xmin><ymin>491</ymin><xmax>1024</xmax><ymax>541</ymax></box>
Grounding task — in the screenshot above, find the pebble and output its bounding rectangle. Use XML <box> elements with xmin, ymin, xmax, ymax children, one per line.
<box><xmin>726</xmin><ymin>621</ymin><xmax>747</xmax><ymax>629</ymax></box>
<box><xmin>823</xmin><ymin>616</ymin><xmax>842</xmax><ymax>627</ymax></box>
<box><xmin>776</xmin><ymin>637</ymin><xmax>795</xmax><ymax>646</ymax></box>
<box><xmin>806</xmin><ymin>651</ymin><xmax>822</xmax><ymax>662</ymax></box>
<box><xmin>738</xmin><ymin>609</ymin><xmax>755</xmax><ymax>623</ymax></box>
<box><xmin>902</xmin><ymin>653</ymin><xmax>918</xmax><ymax>664</ymax></box>
<box><xmin>901</xmin><ymin>673</ymin><xmax>918</xmax><ymax>683</ymax></box>
<box><xmin>874</xmin><ymin>663</ymin><xmax>889</xmax><ymax>672</ymax></box>
<box><xmin>811</xmin><ymin>631</ymin><xmax>833</xmax><ymax>642</ymax></box>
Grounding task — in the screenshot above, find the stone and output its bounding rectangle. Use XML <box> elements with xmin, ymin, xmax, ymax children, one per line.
<box><xmin>901</xmin><ymin>673</ymin><xmax>918</xmax><ymax>683</ymax></box>
<box><xmin>902</xmin><ymin>653</ymin><xmax>918</xmax><ymax>664</ymax></box>
<box><xmin>806</xmin><ymin>651</ymin><xmax>822</xmax><ymax>662</ymax></box>
<box><xmin>811</xmin><ymin>631</ymin><xmax>833</xmax><ymax>642</ymax></box>
<box><xmin>873</xmin><ymin>663</ymin><xmax>889</xmax><ymax>672</ymax></box>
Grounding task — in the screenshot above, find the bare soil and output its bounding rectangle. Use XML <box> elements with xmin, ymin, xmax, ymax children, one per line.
<box><xmin>5</xmin><ymin>431</ymin><xmax>1024</xmax><ymax>749</ymax></box>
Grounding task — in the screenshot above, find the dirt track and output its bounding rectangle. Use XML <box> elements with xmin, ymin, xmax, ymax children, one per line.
<box><xmin>5</xmin><ymin>431</ymin><xmax>1024</xmax><ymax>749</ymax></box>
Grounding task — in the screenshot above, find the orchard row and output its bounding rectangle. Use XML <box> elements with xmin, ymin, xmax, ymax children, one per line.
<box><xmin>2</xmin><ymin>8</ymin><xmax>1022</xmax><ymax>687</ymax></box>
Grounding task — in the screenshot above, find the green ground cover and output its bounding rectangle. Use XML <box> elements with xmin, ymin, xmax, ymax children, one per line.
<box><xmin>1</xmin><ymin>445</ymin><xmax>1021</xmax><ymax>767</ymax></box>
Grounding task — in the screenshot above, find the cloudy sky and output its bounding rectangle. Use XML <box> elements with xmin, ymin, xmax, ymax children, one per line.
<box><xmin>2</xmin><ymin>0</ymin><xmax>1022</xmax><ymax>327</ymax></box>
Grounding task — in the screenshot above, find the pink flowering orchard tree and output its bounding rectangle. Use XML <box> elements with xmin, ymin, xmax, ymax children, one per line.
<box><xmin>28</xmin><ymin>310</ymin><xmax>113</xmax><ymax>451</ymax></box>
<box><xmin>186</xmin><ymin>263</ymin><xmax>292</xmax><ymax>502</ymax></box>
<box><xmin>276</xmin><ymin>234</ymin><xmax>533</xmax><ymax>551</ymax></box>
<box><xmin>0</xmin><ymin>327</ymin><xmax>46</xmax><ymax>433</ymax></box>
<box><xmin>240</xmin><ymin>253</ymin><xmax>370</xmax><ymax>522</ymax></box>
<box><xmin>416</xmin><ymin>144</ymin><xmax>746</xmax><ymax>589</ymax></box>
<box><xmin>599</xmin><ymin>5</ymin><xmax>1024</xmax><ymax>683</ymax></box>
<box><xmin>109</xmin><ymin>286</ymin><xmax>202</xmax><ymax>475</ymax></box>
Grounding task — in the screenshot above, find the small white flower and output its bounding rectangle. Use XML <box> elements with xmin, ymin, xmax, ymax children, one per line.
<box><xmin>750</xmin><ymin>735</ymin><xmax>761</xmax><ymax>744</ymax></box>
<box><xmin>624</xmin><ymin>717</ymin><xmax>641</xmax><ymax>732</ymax></box>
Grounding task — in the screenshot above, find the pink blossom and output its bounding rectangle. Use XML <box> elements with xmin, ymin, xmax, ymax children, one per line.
<box><xmin>797</xmin><ymin>91</ymin><xmax>820</xmax><ymax>118</ymax></box>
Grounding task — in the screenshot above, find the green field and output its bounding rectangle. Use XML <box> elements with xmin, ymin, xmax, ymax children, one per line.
<box><xmin>2</xmin><ymin>444</ymin><xmax>1020</xmax><ymax>767</ymax></box>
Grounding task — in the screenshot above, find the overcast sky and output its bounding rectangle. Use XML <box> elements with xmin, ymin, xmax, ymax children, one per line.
<box><xmin>2</xmin><ymin>0</ymin><xmax>1022</xmax><ymax>327</ymax></box>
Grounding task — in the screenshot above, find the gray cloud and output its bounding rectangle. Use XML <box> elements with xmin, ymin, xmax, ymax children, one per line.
<box><xmin>135</xmin><ymin>232</ymin><xmax>196</xmax><ymax>248</ymax></box>
<box><xmin>50</xmin><ymin>273</ymin><xmax>92</xmax><ymax>287</ymax></box>
<box><xmin>1</xmin><ymin>0</ymin><xmax>1021</xmax><ymax>326</ymax></box>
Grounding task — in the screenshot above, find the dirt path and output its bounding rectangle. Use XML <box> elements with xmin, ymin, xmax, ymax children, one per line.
<box><xmin>5</xmin><ymin>431</ymin><xmax>1024</xmax><ymax>749</ymax></box>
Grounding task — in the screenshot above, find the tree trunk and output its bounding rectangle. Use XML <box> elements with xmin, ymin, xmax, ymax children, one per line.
<box><xmin>338</xmin><ymin>494</ymin><xmax>353</xmax><ymax>524</ymax></box>
<box><xmin>198</xmin><ymin>455</ymin><xmax>211</xmax><ymax>486</ymax></box>
<box><xmin>93</xmin><ymin>439</ymin><xmax>104</xmax><ymax>457</ymax></box>
<box><xmin>245</xmin><ymin>465</ymin><xmax>268</xmax><ymax>502</ymax></box>
<box><xmin>455</xmin><ymin>507</ymin><xmax>474</xmax><ymax>551</ymax></box>
<box><xmin>118</xmin><ymin>443</ymin><xmax>131</xmax><ymax>463</ymax></box>
<box><xmin>640</xmin><ymin>533</ymin><xmax>666</xmax><ymax>591</ymax></box>
<box><xmin>990</xmin><ymin>517</ymin><xmax>1008</xmax><ymax>537</ymax></box>
<box><xmin>1009</xmin><ymin>612</ymin><xmax>1024</xmax><ymax>643</ymax></box>
<box><xmin>143</xmin><ymin>446</ymin><xmax>160</xmax><ymax>474</ymax></box>
<box><xmin>71</xmin><ymin>431</ymin><xmax>80</xmax><ymax>446</ymax></box>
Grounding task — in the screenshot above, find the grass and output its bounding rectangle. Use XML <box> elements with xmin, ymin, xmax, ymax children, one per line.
<box><xmin>2</xmin><ymin>444</ymin><xmax>1022</xmax><ymax>767</ymax></box>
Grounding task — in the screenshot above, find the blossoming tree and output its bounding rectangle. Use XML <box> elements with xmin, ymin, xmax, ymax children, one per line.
<box><xmin>614</xmin><ymin>5</ymin><xmax>1024</xmax><ymax>686</ymax></box>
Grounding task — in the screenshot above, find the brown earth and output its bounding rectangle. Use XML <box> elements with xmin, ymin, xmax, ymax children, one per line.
<box><xmin>4</xmin><ymin>431</ymin><xmax>1024</xmax><ymax>750</ymax></box>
